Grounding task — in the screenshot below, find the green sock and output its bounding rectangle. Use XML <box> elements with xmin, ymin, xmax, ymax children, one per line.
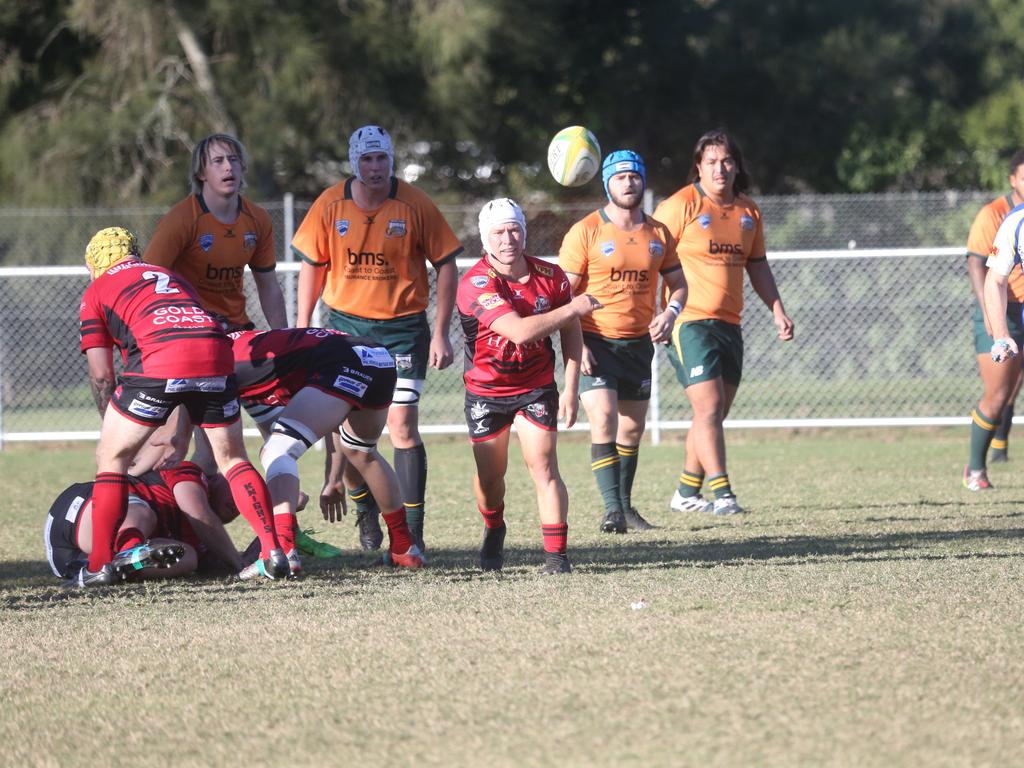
<box><xmin>590</xmin><ymin>442</ymin><xmax>621</xmax><ymax>512</ymax></box>
<box><xmin>677</xmin><ymin>470</ymin><xmax>704</xmax><ymax>498</ymax></box>
<box><xmin>347</xmin><ymin>483</ymin><xmax>377</xmax><ymax>514</ymax></box>
<box><xmin>993</xmin><ymin>405</ymin><xmax>1013</xmax><ymax>450</ymax></box>
<box><xmin>969</xmin><ymin>407</ymin><xmax>998</xmax><ymax>471</ymax></box>
<box><xmin>616</xmin><ymin>443</ymin><xmax>639</xmax><ymax>510</ymax></box>
<box><xmin>707</xmin><ymin>473</ymin><xmax>734</xmax><ymax>500</ymax></box>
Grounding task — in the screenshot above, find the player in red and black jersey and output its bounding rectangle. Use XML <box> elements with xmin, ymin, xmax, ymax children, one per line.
<box><xmin>227</xmin><ymin>327</ymin><xmax>424</xmax><ymax>570</ymax></box>
<box><xmin>456</xmin><ymin>199</ymin><xmax>600</xmax><ymax>574</ymax></box>
<box><xmin>74</xmin><ymin>227</ymin><xmax>285</xmax><ymax>587</ymax></box>
<box><xmin>43</xmin><ymin>462</ymin><xmax>242</xmax><ymax>582</ymax></box>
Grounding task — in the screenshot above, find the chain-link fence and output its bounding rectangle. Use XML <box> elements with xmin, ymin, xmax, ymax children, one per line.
<box><xmin>0</xmin><ymin>191</ymin><xmax>991</xmax><ymax>444</ymax></box>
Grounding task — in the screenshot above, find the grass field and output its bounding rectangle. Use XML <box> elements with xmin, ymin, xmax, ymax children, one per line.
<box><xmin>2</xmin><ymin>428</ymin><xmax>1023</xmax><ymax>766</ymax></box>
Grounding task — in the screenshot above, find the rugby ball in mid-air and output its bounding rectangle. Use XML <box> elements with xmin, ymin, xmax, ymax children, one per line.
<box><xmin>547</xmin><ymin>126</ymin><xmax>601</xmax><ymax>187</ymax></box>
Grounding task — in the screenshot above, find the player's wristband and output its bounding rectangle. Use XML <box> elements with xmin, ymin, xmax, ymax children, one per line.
<box><xmin>666</xmin><ymin>300</ymin><xmax>682</xmax><ymax>317</ymax></box>
<box><xmin>992</xmin><ymin>339</ymin><xmax>1016</xmax><ymax>361</ymax></box>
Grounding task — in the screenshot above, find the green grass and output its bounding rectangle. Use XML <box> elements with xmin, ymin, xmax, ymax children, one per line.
<box><xmin>2</xmin><ymin>429</ymin><xmax>1022</xmax><ymax>766</ymax></box>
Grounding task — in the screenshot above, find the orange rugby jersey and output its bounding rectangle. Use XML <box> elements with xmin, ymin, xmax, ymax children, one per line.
<box><xmin>653</xmin><ymin>183</ymin><xmax>766</xmax><ymax>325</ymax></box>
<box><xmin>291</xmin><ymin>177</ymin><xmax>463</xmax><ymax>319</ymax></box>
<box><xmin>967</xmin><ymin>194</ymin><xmax>1024</xmax><ymax>302</ymax></box>
<box><xmin>559</xmin><ymin>209</ymin><xmax>681</xmax><ymax>338</ymax></box>
<box><xmin>143</xmin><ymin>194</ymin><xmax>276</xmax><ymax>326</ymax></box>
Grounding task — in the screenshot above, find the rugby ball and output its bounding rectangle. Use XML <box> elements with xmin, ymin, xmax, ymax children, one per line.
<box><xmin>547</xmin><ymin>126</ymin><xmax>601</xmax><ymax>187</ymax></box>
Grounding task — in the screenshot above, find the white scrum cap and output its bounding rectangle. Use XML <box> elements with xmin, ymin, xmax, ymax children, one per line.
<box><xmin>348</xmin><ymin>125</ymin><xmax>394</xmax><ymax>181</ymax></box>
<box><xmin>478</xmin><ymin>198</ymin><xmax>527</xmax><ymax>255</ymax></box>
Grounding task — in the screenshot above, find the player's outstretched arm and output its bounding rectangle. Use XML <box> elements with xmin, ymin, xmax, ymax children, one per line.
<box><xmin>489</xmin><ymin>293</ymin><xmax>602</xmax><ymax>346</ymax></box>
<box><xmin>558</xmin><ymin>318</ymin><xmax>583</xmax><ymax>429</ymax></box>
<box><xmin>85</xmin><ymin>347</ymin><xmax>116</xmax><ymax>416</ymax></box>
<box><xmin>252</xmin><ymin>269</ymin><xmax>288</xmax><ymax>329</ymax></box>
<box><xmin>746</xmin><ymin>260</ymin><xmax>794</xmax><ymax>341</ymax></box>
<box><xmin>172</xmin><ymin>481</ymin><xmax>242</xmax><ymax>571</ymax></box>
<box><xmin>429</xmin><ymin>259</ymin><xmax>458</xmax><ymax>369</ymax></box>
<box><xmin>320</xmin><ymin>430</ymin><xmax>348</xmax><ymax>523</ymax></box>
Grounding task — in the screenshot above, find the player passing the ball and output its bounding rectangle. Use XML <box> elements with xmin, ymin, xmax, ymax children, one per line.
<box><xmin>457</xmin><ymin>198</ymin><xmax>601</xmax><ymax>574</ymax></box>
<box><xmin>559</xmin><ymin>149</ymin><xmax>686</xmax><ymax>534</ymax></box>
<box><xmin>75</xmin><ymin>227</ymin><xmax>286</xmax><ymax>587</ymax></box>
<box><xmin>653</xmin><ymin>130</ymin><xmax>793</xmax><ymax>516</ymax></box>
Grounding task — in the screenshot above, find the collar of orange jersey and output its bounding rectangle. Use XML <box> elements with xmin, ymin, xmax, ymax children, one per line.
<box><xmin>195</xmin><ymin>193</ymin><xmax>242</xmax><ymax>216</ymax></box>
<box><xmin>598</xmin><ymin>207</ymin><xmax>648</xmax><ymax>226</ymax></box>
<box><xmin>343</xmin><ymin>176</ymin><xmax>400</xmax><ymax>200</ymax></box>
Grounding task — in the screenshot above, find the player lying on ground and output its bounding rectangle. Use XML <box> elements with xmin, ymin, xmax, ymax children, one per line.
<box><xmin>229</xmin><ymin>327</ymin><xmax>425</xmax><ymax>571</ymax></box>
<box><xmin>76</xmin><ymin>227</ymin><xmax>286</xmax><ymax>587</ymax></box>
<box><xmin>457</xmin><ymin>198</ymin><xmax>600</xmax><ymax>574</ymax></box>
<box><xmin>44</xmin><ymin>462</ymin><xmax>243</xmax><ymax>584</ymax></box>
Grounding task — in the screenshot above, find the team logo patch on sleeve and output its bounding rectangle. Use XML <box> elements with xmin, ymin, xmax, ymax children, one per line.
<box><xmin>478</xmin><ymin>292</ymin><xmax>506</xmax><ymax>310</ymax></box>
<box><xmin>244</xmin><ymin>231</ymin><xmax>257</xmax><ymax>249</ymax></box>
<box><xmin>600</xmin><ymin>241</ymin><xmax>615</xmax><ymax>257</ymax></box>
<box><xmin>198</xmin><ymin>234</ymin><xmax>215</xmax><ymax>252</ymax></box>
<box><xmin>648</xmin><ymin>241</ymin><xmax>664</xmax><ymax>257</ymax></box>
<box><xmin>740</xmin><ymin>215</ymin><xmax>755</xmax><ymax>231</ymax></box>
<box><xmin>335</xmin><ymin>219</ymin><xmax>350</xmax><ymax>237</ymax></box>
<box><xmin>386</xmin><ymin>219</ymin><xmax>407</xmax><ymax>238</ymax></box>
<box><xmin>698</xmin><ymin>214</ymin><xmax>712</xmax><ymax>230</ymax></box>
<box><xmin>470</xmin><ymin>275</ymin><xmax>490</xmax><ymax>288</ymax></box>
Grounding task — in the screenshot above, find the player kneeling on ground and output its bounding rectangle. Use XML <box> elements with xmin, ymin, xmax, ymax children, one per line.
<box><xmin>230</xmin><ymin>327</ymin><xmax>425</xmax><ymax>571</ymax></box>
<box><xmin>457</xmin><ymin>199</ymin><xmax>600</xmax><ymax>574</ymax></box>
<box><xmin>77</xmin><ymin>227</ymin><xmax>285</xmax><ymax>587</ymax></box>
<box><xmin>44</xmin><ymin>462</ymin><xmax>243</xmax><ymax>584</ymax></box>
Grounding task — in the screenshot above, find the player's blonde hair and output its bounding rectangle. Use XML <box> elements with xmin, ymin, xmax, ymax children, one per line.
<box><xmin>190</xmin><ymin>133</ymin><xmax>248</xmax><ymax>195</ymax></box>
<box><xmin>84</xmin><ymin>227</ymin><xmax>140</xmax><ymax>279</ymax></box>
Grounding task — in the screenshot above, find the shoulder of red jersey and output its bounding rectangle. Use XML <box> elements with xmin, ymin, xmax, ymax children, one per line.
<box><xmin>526</xmin><ymin>255</ymin><xmax>567</xmax><ymax>281</ymax></box>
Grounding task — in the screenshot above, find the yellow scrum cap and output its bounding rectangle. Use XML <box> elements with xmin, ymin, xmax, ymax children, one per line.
<box><xmin>84</xmin><ymin>226</ymin><xmax>140</xmax><ymax>279</ymax></box>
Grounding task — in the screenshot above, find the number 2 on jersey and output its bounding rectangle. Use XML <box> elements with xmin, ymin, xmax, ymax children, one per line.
<box><xmin>142</xmin><ymin>270</ymin><xmax>181</xmax><ymax>295</ymax></box>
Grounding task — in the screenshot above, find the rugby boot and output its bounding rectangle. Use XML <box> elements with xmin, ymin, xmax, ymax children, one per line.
<box><xmin>623</xmin><ymin>507</ymin><xmax>657</xmax><ymax>531</ymax></box>
<box><xmin>112</xmin><ymin>540</ymin><xmax>185</xmax><ymax>580</ymax></box>
<box><xmin>64</xmin><ymin>563</ymin><xmax>118</xmax><ymax>589</ymax></box>
<box><xmin>670</xmin><ymin>489</ymin><xmax>713</xmax><ymax>513</ymax></box>
<box><xmin>295</xmin><ymin>529</ymin><xmax>343</xmax><ymax>559</ymax></box>
<box><xmin>355</xmin><ymin>508</ymin><xmax>384</xmax><ymax>551</ymax></box>
<box><xmin>285</xmin><ymin>549</ymin><xmax>303</xmax><ymax>578</ymax></box>
<box><xmin>712</xmin><ymin>495</ymin><xmax>744</xmax><ymax>516</ymax></box>
<box><xmin>540</xmin><ymin>552</ymin><xmax>571</xmax><ymax>575</ymax></box>
<box><xmin>990</xmin><ymin>448</ymin><xmax>1009</xmax><ymax>464</ymax></box>
<box><xmin>386</xmin><ymin>545</ymin><xmax>425</xmax><ymax>569</ymax></box>
<box><xmin>479</xmin><ymin>522</ymin><xmax>507</xmax><ymax>571</ymax></box>
<box><xmin>962</xmin><ymin>465</ymin><xmax>993</xmax><ymax>492</ymax></box>
<box><xmin>600</xmin><ymin>507</ymin><xmax>627</xmax><ymax>534</ymax></box>
<box><xmin>238</xmin><ymin>548</ymin><xmax>290</xmax><ymax>581</ymax></box>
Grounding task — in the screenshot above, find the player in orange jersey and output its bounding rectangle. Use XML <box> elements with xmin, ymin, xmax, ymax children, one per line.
<box><xmin>559</xmin><ymin>150</ymin><xmax>686</xmax><ymax>534</ymax></box>
<box><xmin>145</xmin><ymin>133</ymin><xmax>286</xmax><ymax>333</ymax></box>
<box><xmin>963</xmin><ymin>149</ymin><xmax>1024</xmax><ymax>491</ymax></box>
<box><xmin>653</xmin><ymin>130</ymin><xmax>793</xmax><ymax>516</ymax></box>
<box><xmin>292</xmin><ymin>125</ymin><xmax>463</xmax><ymax>554</ymax></box>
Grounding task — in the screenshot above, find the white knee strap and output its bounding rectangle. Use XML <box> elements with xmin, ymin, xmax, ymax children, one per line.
<box><xmin>261</xmin><ymin>418</ymin><xmax>318</xmax><ymax>481</ymax></box>
<box><xmin>392</xmin><ymin>377</ymin><xmax>424</xmax><ymax>406</ymax></box>
<box><xmin>340</xmin><ymin>424</ymin><xmax>378</xmax><ymax>454</ymax></box>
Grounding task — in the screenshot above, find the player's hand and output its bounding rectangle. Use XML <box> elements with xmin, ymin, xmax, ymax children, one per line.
<box><xmin>580</xmin><ymin>345</ymin><xmax>597</xmax><ymax>377</ymax></box>
<box><xmin>559</xmin><ymin>390</ymin><xmax>579</xmax><ymax>429</ymax></box>
<box><xmin>319</xmin><ymin>480</ymin><xmax>348</xmax><ymax>523</ymax></box>
<box><xmin>152</xmin><ymin>433</ymin><xmax>187</xmax><ymax>470</ymax></box>
<box><xmin>992</xmin><ymin>338</ymin><xmax>1019</xmax><ymax>363</ymax></box>
<box><xmin>571</xmin><ymin>293</ymin><xmax>602</xmax><ymax>317</ymax></box>
<box><xmin>649</xmin><ymin>310</ymin><xmax>676</xmax><ymax>343</ymax></box>
<box><xmin>429</xmin><ymin>333</ymin><xmax>454</xmax><ymax>370</ymax></box>
<box><xmin>774</xmin><ymin>310</ymin><xmax>795</xmax><ymax>341</ymax></box>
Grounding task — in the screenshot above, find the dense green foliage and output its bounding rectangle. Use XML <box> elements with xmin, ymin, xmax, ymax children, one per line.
<box><xmin>1</xmin><ymin>0</ymin><xmax>1023</xmax><ymax>204</ymax></box>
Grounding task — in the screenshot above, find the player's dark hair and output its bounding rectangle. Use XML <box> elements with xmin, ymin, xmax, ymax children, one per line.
<box><xmin>1009</xmin><ymin>149</ymin><xmax>1024</xmax><ymax>176</ymax></box>
<box><xmin>687</xmin><ymin>129</ymin><xmax>750</xmax><ymax>195</ymax></box>
<box><xmin>190</xmin><ymin>133</ymin><xmax>248</xmax><ymax>195</ymax></box>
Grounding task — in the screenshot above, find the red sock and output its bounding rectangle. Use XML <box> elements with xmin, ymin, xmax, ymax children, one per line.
<box><xmin>225</xmin><ymin>462</ymin><xmax>279</xmax><ymax>558</ymax></box>
<box><xmin>88</xmin><ymin>472</ymin><xmax>129</xmax><ymax>570</ymax></box>
<box><xmin>382</xmin><ymin>507</ymin><xmax>414</xmax><ymax>554</ymax></box>
<box><xmin>541</xmin><ymin>522</ymin><xmax>568</xmax><ymax>554</ymax></box>
<box><xmin>274</xmin><ymin>512</ymin><xmax>297</xmax><ymax>553</ymax></box>
<box><xmin>479</xmin><ymin>504</ymin><xmax>505</xmax><ymax>529</ymax></box>
<box><xmin>114</xmin><ymin>527</ymin><xmax>145</xmax><ymax>553</ymax></box>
